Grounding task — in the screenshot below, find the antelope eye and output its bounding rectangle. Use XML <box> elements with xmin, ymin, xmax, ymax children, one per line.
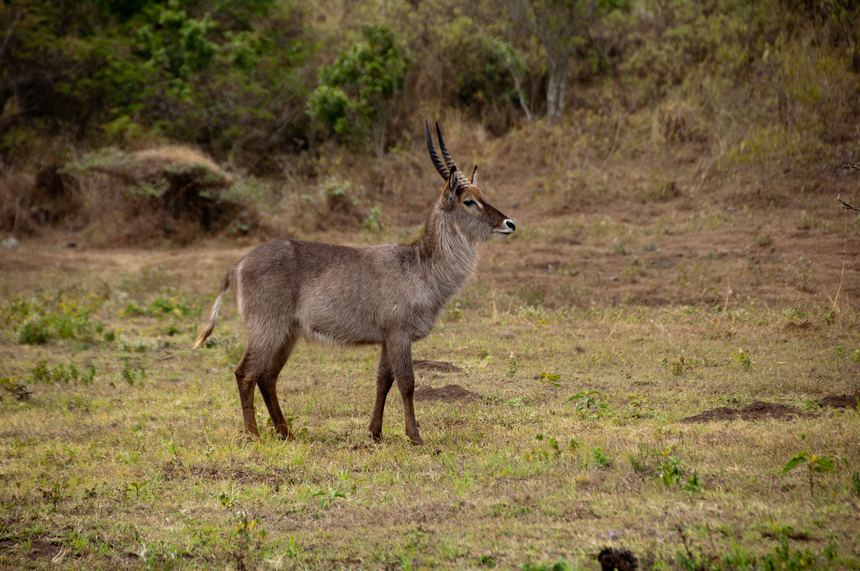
<box><xmin>463</xmin><ymin>199</ymin><xmax>477</xmax><ymax>207</ymax></box>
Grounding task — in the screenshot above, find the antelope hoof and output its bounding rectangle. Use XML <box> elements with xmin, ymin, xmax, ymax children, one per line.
<box><xmin>408</xmin><ymin>433</ymin><xmax>424</xmax><ymax>446</ymax></box>
<box><xmin>369</xmin><ymin>430</ymin><xmax>382</xmax><ymax>443</ymax></box>
<box><xmin>276</xmin><ymin>429</ymin><xmax>296</xmax><ymax>442</ymax></box>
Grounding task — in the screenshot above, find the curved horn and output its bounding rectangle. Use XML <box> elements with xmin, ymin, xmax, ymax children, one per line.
<box><xmin>425</xmin><ymin>120</ymin><xmax>448</xmax><ymax>180</ymax></box>
<box><xmin>435</xmin><ymin>122</ymin><xmax>457</xmax><ymax>172</ymax></box>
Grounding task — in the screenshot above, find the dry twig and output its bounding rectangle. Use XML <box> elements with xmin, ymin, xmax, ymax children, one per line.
<box><xmin>837</xmin><ymin>196</ymin><xmax>860</xmax><ymax>212</ymax></box>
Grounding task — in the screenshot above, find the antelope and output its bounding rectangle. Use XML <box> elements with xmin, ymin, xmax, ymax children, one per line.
<box><xmin>193</xmin><ymin>122</ymin><xmax>516</xmax><ymax>444</ymax></box>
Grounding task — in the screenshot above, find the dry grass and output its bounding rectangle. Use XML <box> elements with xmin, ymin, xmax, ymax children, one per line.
<box><xmin>1</xmin><ymin>183</ymin><xmax>859</xmax><ymax>568</ymax></box>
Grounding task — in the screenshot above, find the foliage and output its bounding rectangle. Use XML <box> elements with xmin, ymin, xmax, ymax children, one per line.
<box><xmin>122</xmin><ymin>294</ymin><xmax>199</xmax><ymax>319</ymax></box>
<box><xmin>783</xmin><ymin>452</ymin><xmax>838</xmax><ymax>496</ymax></box>
<box><xmin>28</xmin><ymin>360</ymin><xmax>97</xmax><ymax>385</ymax></box>
<box><xmin>0</xmin><ymin>0</ymin><xmax>312</xmax><ymax>168</ymax></box>
<box><xmin>307</xmin><ymin>26</ymin><xmax>410</xmax><ymax>155</ymax></box>
<box><xmin>4</xmin><ymin>294</ymin><xmax>110</xmax><ymax>346</ymax></box>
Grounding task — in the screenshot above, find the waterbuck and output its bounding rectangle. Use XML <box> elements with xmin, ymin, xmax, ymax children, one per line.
<box><xmin>193</xmin><ymin>122</ymin><xmax>516</xmax><ymax>444</ymax></box>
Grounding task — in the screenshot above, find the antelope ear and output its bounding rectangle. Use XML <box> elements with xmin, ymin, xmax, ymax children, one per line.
<box><xmin>471</xmin><ymin>165</ymin><xmax>478</xmax><ymax>185</ymax></box>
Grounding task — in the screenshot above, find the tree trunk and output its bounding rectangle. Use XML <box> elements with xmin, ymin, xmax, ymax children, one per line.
<box><xmin>508</xmin><ymin>68</ymin><xmax>534</xmax><ymax>122</ymax></box>
<box><xmin>546</xmin><ymin>58</ymin><xmax>569</xmax><ymax>124</ymax></box>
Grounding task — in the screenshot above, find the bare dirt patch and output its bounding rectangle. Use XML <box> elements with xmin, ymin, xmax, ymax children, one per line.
<box><xmin>414</xmin><ymin>384</ymin><xmax>478</xmax><ymax>402</ymax></box>
<box><xmin>819</xmin><ymin>393</ymin><xmax>860</xmax><ymax>409</ymax></box>
<box><xmin>682</xmin><ymin>401</ymin><xmax>806</xmax><ymax>423</ymax></box>
<box><xmin>162</xmin><ymin>461</ymin><xmax>296</xmax><ymax>488</ymax></box>
<box><xmin>413</xmin><ymin>360</ymin><xmax>463</xmax><ymax>373</ymax></box>
<box><xmin>0</xmin><ymin>536</ymin><xmax>66</xmax><ymax>560</ymax></box>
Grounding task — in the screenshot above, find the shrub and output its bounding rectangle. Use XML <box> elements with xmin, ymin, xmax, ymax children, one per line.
<box><xmin>62</xmin><ymin>146</ymin><xmax>261</xmax><ymax>244</ymax></box>
<box><xmin>6</xmin><ymin>294</ymin><xmax>109</xmax><ymax>346</ymax></box>
<box><xmin>308</xmin><ymin>26</ymin><xmax>411</xmax><ymax>157</ymax></box>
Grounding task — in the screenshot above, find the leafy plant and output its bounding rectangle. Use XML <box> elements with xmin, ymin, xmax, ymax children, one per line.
<box><xmin>657</xmin><ymin>455</ymin><xmax>702</xmax><ymax>493</ymax></box>
<box><xmin>307</xmin><ymin>25</ymin><xmax>410</xmax><ymax>156</ymax></box>
<box><xmin>9</xmin><ymin>294</ymin><xmax>109</xmax><ymax>346</ymax></box>
<box><xmin>735</xmin><ymin>348</ymin><xmax>752</xmax><ymax>371</ymax></box>
<box><xmin>28</xmin><ymin>360</ymin><xmax>96</xmax><ymax>385</ymax></box>
<box><xmin>363</xmin><ymin>205</ymin><xmax>383</xmax><ymax>232</ymax></box>
<box><xmin>507</xmin><ymin>352</ymin><xmax>518</xmax><ymax>376</ymax></box>
<box><xmin>312</xmin><ymin>487</ymin><xmax>347</xmax><ymax>509</ymax></box>
<box><xmin>569</xmin><ymin>390</ymin><xmax>607</xmax><ymax>417</ymax></box>
<box><xmin>592</xmin><ymin>447</ymin><xmax>612</xmax><ymax>469</ymax></box>
<box><xmin>122</xmin><ymin>294</ymin><xmax>198</xmax><ymax>318</ymax></box>
<box><xmin>783</xmin><ymin>452</ymin><xmax>837</xmax><ymax>496</ymax></box>
<box><xmin>120</xmin><ymin>359</ymin><xmax>146</xmax><ymax>386</ymax></box>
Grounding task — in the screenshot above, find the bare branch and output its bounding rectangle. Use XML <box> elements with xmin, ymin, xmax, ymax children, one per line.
<box><xmin>0</xmin><ymin>9</ymin><xmax>21</xmax><ymax>59</ymax></box>
<box><xmin>837</xmin><ymin>197</ymin><xmax>860</xmax><ymax>212</ymax></box>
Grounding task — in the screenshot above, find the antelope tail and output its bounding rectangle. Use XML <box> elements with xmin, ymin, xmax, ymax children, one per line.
<box><xmin>192</xmin><ymin>270</ymin><xmax>232</xmax><ymax>349</ymax></box>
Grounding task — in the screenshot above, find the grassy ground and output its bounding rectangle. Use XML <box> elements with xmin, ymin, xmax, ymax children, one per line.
<box><xmin>1</xmin><ymin>187</ymin><xmax>860</xmax><ymax>569</ymax></box>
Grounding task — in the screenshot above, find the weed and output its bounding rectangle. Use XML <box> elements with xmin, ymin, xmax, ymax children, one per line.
<box><xmin>851</xmin><ymin>472</ymin><xmax>860</xmax><ymax>497</ymax></box>
<box><xmin>122</xmin><ymin>294</ymin><xmax>199</xmax><ymax>319</ymax></box>
<box><xmin>674</xmin><ymin>524</ymin><xmax>842</xmax><ymax>570</ymax></box>
<box><xmin>734</xmin><ymin>348</ymin><xmax>752</xmax><ymax>371</ymax></box>
<box><xmin>783</xmin><ymin>452</ymin><xmax>837</xmax><ymax>496</ymax></box>
<box><xmin>659</xmin><ymin>455</ymin><xmax>684</xmax><ymax>487</ymax></box>
<box><xmin>663</xmin><ymin>355</ymin><xmax>692</xmax><ymax>376</ymax></box>
<box><xmin>592</xmin><ymin>447</ymin><xmax>612</xmax><ymax>469</ymax></box>
<box><xmin>535</xmin><ymin>371</ymin><xmax>560</xmax><ymax>386</ymax></box>
<box><xmin>6</xmin><ymin>293</ymin><xmax>108</xmax><ymax>345</ymax></box>
<box><xmin>28</xmin><ymin>360</ymin><xmax>96</xmax><ymax>385</ymax></box>
<box><xmin>312</xmin><ymin>487</ymin><xmax>346</xmax><ymax>509</ymax></box>
<box><xmin>363</xmin><ymin>205</ymin><xmax>383</xmax><ymax>232</ymax></box>
<box><xmin>230</xmin><ymin>510</ymin><xmax>266</xmax><ymax>571</ymax></box>
<box><xmin>447</xmin><ymin>301</ymin><xmax>464</xmax><ymax>321</ymax></box>
<box><xmin>120</xmin><ymin>359</ymin><xmax>146</xmax><ymax>385</ymax></box>
<box><xmin>285</xmin><ymin>535</ymin><xmax>304</xmax><ymax>559</ymax></box>
<box><xmin>569</xmin><ymin>391</ymin><xmax>607</xmax><ymax>418</ymax></box>
<box><xmin>508</xmin><ymin>352</ymin><xmax>518</xmax><ymax>376</ymax></box>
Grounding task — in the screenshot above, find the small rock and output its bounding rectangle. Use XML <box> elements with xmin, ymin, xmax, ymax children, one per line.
<box><xmin>2</xmin><ymin>236</ymin><xmax>19</xmax><ymax>249</ymax></box>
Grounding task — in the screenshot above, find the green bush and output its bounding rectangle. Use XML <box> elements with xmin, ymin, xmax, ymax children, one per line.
<box><xmin>307</xmin><ymin>25</ymin><xmax>410</xmax><ymax>156</ymax></box>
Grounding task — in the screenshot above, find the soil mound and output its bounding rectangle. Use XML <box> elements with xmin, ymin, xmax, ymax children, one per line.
<box><xmin>17</xmin><ymin>145</ymin><xmax>263</xmax><ymax>244</ymax></box>
<box><xmin>819</xmin><ymin>393</ymin><xmax>860</xmax><ymax>409</ymax></box>
<box><xmin>682</xmin><ymin>401</ymin><xmax>804</xmax><ymax>423</ymax></box>
<box><xmin>414</xmin><ymin>384</ymin><xmax>478</xmax><ymax>402</ymax></box>
<box><xmin>597</xmin><ymin>547</ymin><xmax>639</xmax><ymax>571</ymax></box>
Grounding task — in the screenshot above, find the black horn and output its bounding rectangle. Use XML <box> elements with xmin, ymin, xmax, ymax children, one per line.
<box><xmin>425</xmin><ymin>120</ymin><xmax>448</xmax><ymax>180</ymax></box>
<box><xmin>435</xmin><ymin>122</ymin><xmax>457</xmax><ymax>172</ymax></box>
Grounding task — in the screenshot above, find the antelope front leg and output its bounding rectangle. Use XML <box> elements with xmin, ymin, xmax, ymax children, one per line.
<box><xmin>368</xmin><ymin>344</ymin><xmax>394</xmax><ymax>442</ymax></box>
<box><xmin>387</xmin><ymin>335</ymin><xmax>423</xmax><ymax>445</ymax></box>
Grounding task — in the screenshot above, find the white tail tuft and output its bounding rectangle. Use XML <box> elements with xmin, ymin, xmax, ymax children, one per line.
<box><xmin>193</xmin><ymin>292</ymin><xmax>224</xmax><ymax>349</ymax></box>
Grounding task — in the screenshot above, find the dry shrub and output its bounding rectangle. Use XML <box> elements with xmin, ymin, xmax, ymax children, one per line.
<box><xmin>62</xmin><ymin>145</ymin><xmax>261</xmax><ymax>245</ymax></box>
<box><xmin>652</xmin><ymin>99</ymin><xmax>707</xmax><ymax>145</ymax></box>
<box><xmin>0</xmin><ymin>166</ymin><xmax>81</xmax><ymax>235</ymax></box>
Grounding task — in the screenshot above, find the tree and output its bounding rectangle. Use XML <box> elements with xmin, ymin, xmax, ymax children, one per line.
<box><xmin>500</xmin><ymin>0</ymin><xmax>625</xmax><ymax>123</ymax></box>
<box><xmin>307</xmin><ymin>25</ymin><xmax>410</xmax><ymax>158</ymax></box>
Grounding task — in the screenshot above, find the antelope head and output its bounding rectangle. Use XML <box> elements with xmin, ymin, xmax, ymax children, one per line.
<box><xmin>425</xmin><ymin>121</ymin><xmax>516</xmax><ymax>243</ymax></box>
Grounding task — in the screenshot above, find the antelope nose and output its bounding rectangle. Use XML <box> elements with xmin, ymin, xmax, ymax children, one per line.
<box><xmin>503</xmin><ymin>219</ymin><xmax>516</xmax><ymax>232</ymax></box>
